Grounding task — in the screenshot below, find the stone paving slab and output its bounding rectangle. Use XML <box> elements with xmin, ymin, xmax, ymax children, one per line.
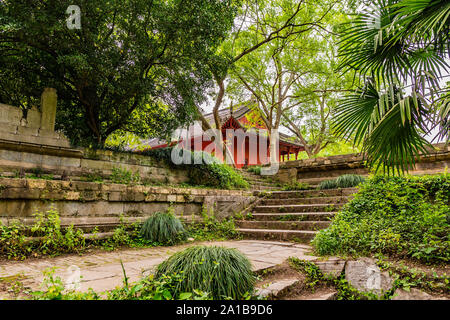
<box><xmin>0</xmin><ymin>240</ymin><xmax>316</xmax><ymax>296</ymax></box>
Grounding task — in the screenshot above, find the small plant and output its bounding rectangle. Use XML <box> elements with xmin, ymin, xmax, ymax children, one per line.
<box><xmin>139</xmin><ymin>208</ymin><xmax>186</xmax><ymax>245</ymax></box>
<box><xmin>318</xmin><ymin>174</ymin><xmax>366</xmax><ymax>190</ymax></box>
<box><xmin>277</xmin><ymin>214</ymin><xmax>306</xmax><ymax>221</ymax></box>
<box><xmin>247</xmin><ymin>166</ymin><xmax>261</xmax><ymax>175</ymax></box>
<box><xmin>31</xmin><ymin>267</ymin><xmax>211</xmax><ymax>300</ymax></box>
<box><xmin>155</xmin><ymin>245</ymin><xmax>256</xmax><ymax>299</ymax></box>
<box><xmin>110</xmin><ymin>167</ymin><xmax>140</xmax><ymax>185</ymax></box>
<box><xmin>83</xmin><ymin>171</ymin><xmax>104</xmax><ymax>183</ymax></box>
<box><xmin>31</xmin><ymin>268</ymin><xmax>100</xmax><ymax>300</ymax></box>
<box><xmin>31</xmin><ymin>208</ymin><xmax>85</xmax><ymax>255</ymax></box>
<box><xmin>0</xmin><ymin>220</ymin><xmax>28</xmax><ymax>260</ymax></box>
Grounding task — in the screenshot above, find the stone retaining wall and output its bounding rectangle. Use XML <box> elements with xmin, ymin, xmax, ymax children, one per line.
<box><xmin>0</xmin><ymin>178</ymin><xmax>255</xmax><ymax>227</ymax></box>
<box><xmin>0</xmin><ymin>140</ymin><xmax>190</xmax><ymax>185</ymax></box>
<box><xmin>0</xmin><ymin>95</ymin><xmax>191</xmax><ymax>185</ymax></box>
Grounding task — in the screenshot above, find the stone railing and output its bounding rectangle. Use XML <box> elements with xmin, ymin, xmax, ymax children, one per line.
<box><xmin>0</xmin><ymin>89</ymin><xmax>70</xmax><ymax>148</ymax></box>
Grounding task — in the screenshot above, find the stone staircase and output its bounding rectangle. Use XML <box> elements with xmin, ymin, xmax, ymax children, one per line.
<box><xmin>239</xmin><ymin>169</ymin><xmax>280</xmax><ymax>191</ymax></box>
<box><xmin>236</xmin><ymin>188</ymin><xmax>358</xmax><ymax>243</ymax></box>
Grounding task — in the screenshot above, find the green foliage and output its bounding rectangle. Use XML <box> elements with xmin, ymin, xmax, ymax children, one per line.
<box><xmin>188</xmin><ymin>218</ymin><xmax>240</xmax><ymax>241</ymax></box>
<box><xmin>288</xmin><ymin>257</ymin><xmax>386</xmax><ymax>300</ymax></box>
<box><xmin>110</xmin><ymin>167</ymin><xmax>140</xmax><ymax>185</ymax></box>
<box><xmin>313</xmin><ymin>174</ymin><xmax>450</xmax><ymax>263</ymax></box>
<box><xmin>281</xmin><ymin>181</ymin><xmax>311</xmax><ymax>191</ymax></box>
<box><xmin>189</xmin><ymin>162</ymin><xmax>249</xmax><ymax>190</ymax></box>
<box><xmin>0</xmin><ymin>208</ymin><xmax>86</xmax><ymax>259</ymax></box>
<box><xmin>247</xmin><ymin>166</ymin><xmax>261</xmax><ymax>175</ymax></box>
<box><xmin>335</xmin><ymin>0</ymin><xmax>449</xmax><ymax>173</ymax></box>
<box><xmin>318</xmin><ymin>174</ymin><xmax>366</xmax><ymax>190</ymax></box>
<box><xmin>139</xmin><ymin>209</ymin><xmax>186</xmax><ymax>245</ymax></box>
<box><xmin>107</xmin><ymin>272</ymin><xmax>211</xmax><ymax>300</ymax></box>
<box><xmin>155</xmin><ymin>245</ymin><xmax>256</xmax><ymax>299</ymax></box>
<box><xmin>0</xmin><ymin>0</ymin><xmax>239</xmax><ymax>146</ymax></box>
<box><xmin>30</xmin><ymin>267</ymin><xmax>210</xmax><ymax>300</ymax></box>
<box><xmin>31</xmin><ymin>268</ymin><xmax>100</xmax><ymax>300</ymax></box>
<box><xmin>31</xmin><ymin>209</ymin><xmax>86</xmax><ymax>255</ymax></box>
<box><xmin>0</xmin><ymin>221</ymin><xmax>29</xmax><ymax>259</ymax></box>
<box><xmin>143</xmin><ymin>147</ymin><xmax>249</xmax><ymax>189</ymax></box>
<box><xmin>288</xmin><ymin>258</ymin><xmax>326</xmax><ymax>289</ymax></box>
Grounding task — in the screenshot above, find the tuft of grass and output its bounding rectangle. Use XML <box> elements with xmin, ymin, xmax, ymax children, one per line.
<box><xmin>155</xmin><ymin>245</ymin><xmax>255</xmax><ymax>299</ymax></box>
<box><xmin>139</xmin><ymin>210</ymin><xmax>186</xmax><ymax>245</ymax></box>
<box><xmin>318</xmin><ymin>174</ymin><xmax>366</xmax><ymax>190</ymax></box>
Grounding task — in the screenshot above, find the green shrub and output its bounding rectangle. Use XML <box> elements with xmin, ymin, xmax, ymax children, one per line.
<box><xmin>142</xmin><ymin>147</ymin><xmax>249</xmax><ymax>189</ymax></box>
<box><xmin>247</xmin><ymin>166</ymin><xmax>261</xmax><ymax>175</ymax></box>
<box><xmin>31</xmin><ymin>209</ymin><xmax>86</xmax><ymax>255</ymax></box>
<box><xmin>155</xmin><ymin>245</ymin><xmax>256</xmax><ymax>299</ymax></box>
<box><xmin>318</xmin><ymin>174</ymin><xmax>366</xmax><ymax>189</ymax></box>
<box><xmin>139</xmin><ymin>209</ymin><xmax>186</xmax><ymax>245</ymax></box>
<box><xmin>189</xmin><ymin>161</ymin><xmax>249</xmax><ymax>189</ymax></box>
<box><xmin>0</xmin><ymin>221</ymin><xmax>28</xmax><ymax>259</ymax></box>
<box><xmin>313</xmin><ymin>174</ymin><xmax>450</xmax><ymax>263</ymax></box>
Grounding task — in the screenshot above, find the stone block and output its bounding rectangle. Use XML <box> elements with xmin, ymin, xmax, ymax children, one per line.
<box><xmin>26</xmin><ymin>107</ymin><xmax>42</xmax><ymax>129</ymax></box>
<box><xmin>391</xmin><ymin>288</ymin><xmax>435</xmax><ymax>300</ymax></box>
<box><xmin>167</xmin><ymin>194</ymin><xmax>177</xmax><ymax>202</ymax></box>
<box><xmin>40</xmin><ymin>88</ymin><xmax>57</xmax><ymax>131</ymax></box>
<box><xmin>0</xmin><ymin>123</ymin><xmax>18</xmax><ymax>134</ymax></box>
<box><xmin>313</xmin><ymin>258</ymin><xmax>346</xmax><ymax>278</ymax></box>
<box><xmin>0</xmin><ymin>103</ymin><xmax>22</xmax><ymax>125</ymax></box>
<box><xmin>27</xmin><ymin>179</ymin><xmax>47</xmax><ymax>189</ymax></box>
<box><xmin>17</xmin><ymin>126</ymin><xmax>39</xmax><ymax>136</ymax></box>
<box><xmin>63</xmin><ymin>191</ymin><xmax>80</xmax><ymax>201</ymax></box>
<box><xmin>345</xmin><ymin>258</ymin><xmax>393</xmax><ymax>296</ymax></box>
<box><xmin>81</xmin><ymin>159</ymin><xmax>114</xmax><ymax>171</ymax></box>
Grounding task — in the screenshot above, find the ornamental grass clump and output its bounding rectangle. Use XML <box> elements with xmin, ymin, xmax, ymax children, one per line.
<box><xmin>155</xmin><ymin>245</ymin><xmax>256</xmax><ymax>299</ymax></box>
<box><xmin>319</xmin><ymin>174</ymin><xmax>366</xmax><ymax>190</ymax></box>
<box><xmin>139</xmin><ymin>210</ymin><xmax>186</xmax><ymax>245</ymax></box>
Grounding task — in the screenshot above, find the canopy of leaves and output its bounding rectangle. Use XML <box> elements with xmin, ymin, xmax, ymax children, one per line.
<box><xmin>0</xmin><ymin>0</ymin><xmax>239</xmax><ymax>146</ymax></box>
<box><xmin>334</xmin><ymin>0</ymin><xmax>449</xmax><ymax>174</ymax></box>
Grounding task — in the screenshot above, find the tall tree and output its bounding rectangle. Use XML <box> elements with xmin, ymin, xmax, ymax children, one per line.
<box><xmin>0</xmin><ymin>0</ymin><xmax>238</xmax><ymax>146</ymax></box>
<box><xmin>226</xmin><ymin>0</ymin><xmax>351</xmax><ymax>158</ymax></box>
<box><xmin>334</xmin><ymin>0</ymin><xmax>449</xmax><ymax>173</ymax></box>
<box><xmin>199</xmin><ymin>0</ymin><xmax>336</xmax><ymax>128</ymax></box>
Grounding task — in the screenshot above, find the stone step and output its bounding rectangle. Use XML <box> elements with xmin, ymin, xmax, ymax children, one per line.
<box><xmin>236</xmin><ymin>220</ymin><xmax>331</xmax><ymax>231</ymax></box>
<box><xmin>256</xmin><ymin>278</ymin><xmax>300</xmax><ymax>298</ymax></box>
<box><xmin>250</xmin><ymin>212</ymin><xmax>335</xmax><ymax>221</ymax></box>
<box><xmin>237</xmin><ymin>228</ymin><xmax>317</xmax><ymax>242</ymax></box>
<box><xmin>250</xmin><ymin>186</ymin><xmax>280</xmax><ymax>191</ymax></box>
<box><xmin>253</xmin><ymin>203</ymin><xmax>341</xmax><ymax>213</ymax></box>
<box><xmin>264</xmin><ymin>188</ymin><xmax>358</xmax><ymax>199</ymax></box>
<box><xmin>261</xmin><ymin>196</ymin><xmax>350</xmax><ymax>205</ymax></box>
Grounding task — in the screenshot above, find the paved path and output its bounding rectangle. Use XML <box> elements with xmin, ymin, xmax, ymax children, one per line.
<box><xmin>0</xmin><ymin>240</ymin><xmax>317</xmax><ymax>296</ymax></box>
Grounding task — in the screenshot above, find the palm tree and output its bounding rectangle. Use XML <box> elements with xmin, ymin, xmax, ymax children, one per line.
<box><xmin>334</xmin><ymin>0</ymin><xmax>449</xmax><ymax>174</ymax></box>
